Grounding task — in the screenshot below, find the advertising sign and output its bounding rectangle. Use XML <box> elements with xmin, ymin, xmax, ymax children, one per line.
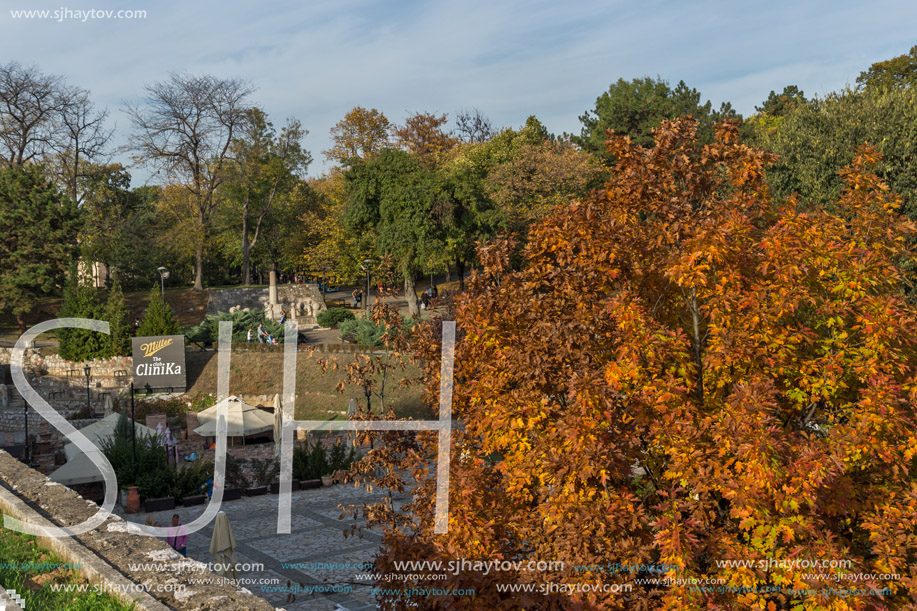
<box><xmin>132</xmin><ymin>335</ymin><xmax>186</xmax><ymax>389</ymax></box>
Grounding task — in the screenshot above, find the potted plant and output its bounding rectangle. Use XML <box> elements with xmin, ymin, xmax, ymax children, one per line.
<box><xmin>144</xmin><ymin>496</ymin><xmax>175</xmax><ymax>512</ymax></box>
<box><xmin>222</xmin><ymin>454</ymin><xmax>246</xmax><ymax>500</ymax></box>
<box><xmin>320</xmin><ymin>473</ymin><xmax>334</xmax><ymax>487</ymax></box>
<box><xmin>269</xmin><ymin>479</ymin><xmax>300</xmax><ymax>494</ymax></box>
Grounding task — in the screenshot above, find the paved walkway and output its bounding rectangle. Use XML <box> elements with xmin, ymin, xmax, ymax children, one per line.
<box><xmin>120</xmin><ymin>483</ymin><xmax>411</xmax><ymax>610</ymax></box>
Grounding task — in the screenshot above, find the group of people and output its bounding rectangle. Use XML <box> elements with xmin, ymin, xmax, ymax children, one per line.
<box><xmin>420</xmin><ymin>285</ymin><xmax>438</xmax><ymax>310</ymax></box>
<box><xmin>246</xmin><ymin>322</ymin><xmax>279</xmax><ymax>345</ymax></box>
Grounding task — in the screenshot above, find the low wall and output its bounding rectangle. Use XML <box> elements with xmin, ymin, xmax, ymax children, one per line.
<box><xmin>0</xmin><ymin>451</ymin><xmax>274</xmax><ymax>610</ymax></box>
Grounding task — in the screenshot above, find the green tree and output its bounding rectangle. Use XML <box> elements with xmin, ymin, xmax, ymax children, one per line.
<box><xmin>857</xmin><ymin>45</ymin><xmax>917</xmax><ymax>90</ymax></box>
<box><xmin>344</xmin><ymin>149</ymin><xmax>439</xmax><ymax>316</ymax></box>
<box><xmin>0</xmin><ymin>164</ymin><xmax>82</xmax><ymax>333</ymax></box>
<box><xmin>137</xmin><ymin>284</ymin><xmax>181</xmax><ymax>336</ymax></box>
<box><xmin>57</xmin><ymin>263</ymin><xmax>106</xmax><ymax>361</ymax></box>
<box><xmin>748</xmin><ymin>85</ymin><xmax>917</xmax><ymax>218</ymax></box>
<box><xmin>79</xmin><ymin>164</ymin><xmax>160</xmax><ymax>288</ymax></box>
<box><xmin>575</xmin><ymin>76</ymin><xmax>737</xmax><ymax>161</ymax></box>
<box><xmin>102</xmin><ymin>276</ymin><xmax>131</xmax><ymax>356</ymax></box>
<box><xmin>219</xmin><ymin>108</ymin><xmax>311</xmax><ymax>285</ymax></box>
<box><xmin>755</xmin><ymin>85</ymin><xmax>807</xmax><ymax>117</ymax></box>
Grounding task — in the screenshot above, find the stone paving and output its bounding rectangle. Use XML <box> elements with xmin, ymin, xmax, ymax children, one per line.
<box><xmin>118</xmin><ymin>482</ymin><xmax>411</xmax><ymax>610</ymax></box>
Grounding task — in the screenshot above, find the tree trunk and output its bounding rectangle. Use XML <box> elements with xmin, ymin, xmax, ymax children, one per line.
<box><xmin>193</xmin><ymin>244</ymin><xmax>204</xmax><ymax>291</ymax></box>
<box><xmin>241</xmin><ymin>209</ymin><xmax>251</xmax><ymax>286</ymax></box>
<box><xmin>17</xmin><ymin>313</ymin><xmax>26</xmax><ymax>336</ymax></box>
<box><xmin>456</xmin><ymin>257</ymin><xmax>466</xmax><ymax>292</ymax></box>
<box><xmin>404</xmin><ymin>269</ymin><xmax>419</xmax><ymax>317</ymax></box>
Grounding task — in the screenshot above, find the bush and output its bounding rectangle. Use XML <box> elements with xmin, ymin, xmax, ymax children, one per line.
<box><xmin>184</xmin><ymin>310</ymin><xmax>284</xmax><ymax>345</ymax></box>
<box><xmin>100</xmin><ymin>414</ymin><xmax>172</xmax><ymax>500</ymax></box>
<box><xmin>316</xmin><ymin>307</ymin><xmax>355</xmax><ymax>328</ymax></box>
<box><xmin>171</xmin><ymin>460</ymin><xmax>214</xmax><ymax>501</ymax></box>
<box><xmin>293</xmin><ymin>437</ymin><xmax>358</xmax><ymax>480</ymax></box>
<box><xmin>339</xmin><ymin>317</ymin><xmax>416</xmax><ymax>347</ymax></box>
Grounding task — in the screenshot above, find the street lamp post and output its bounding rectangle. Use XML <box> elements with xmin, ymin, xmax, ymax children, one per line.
<box><xmin>156</xmin><ymin>267</ymin><xmax>169</xmax><ymax>301</ymax></box>
<box><xmin>84</xmin><ymin>365</ymin><xmax>92</xmax><ymax>419</ymax></box>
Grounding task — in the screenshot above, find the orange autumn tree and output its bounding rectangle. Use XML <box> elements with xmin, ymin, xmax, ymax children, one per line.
<box><xmin>354</xmin><ymin>118</ymin><xmax>917</xmax><ymax>610</ymax></box>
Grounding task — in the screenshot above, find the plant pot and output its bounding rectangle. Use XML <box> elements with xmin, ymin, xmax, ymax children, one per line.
<box><xmin>300</xmin><ymin>479</ymin><xmax>322</xmax><ymax>490</ymax></box>
<box><xmin>144</xmin><ymin>497</ymin><xmax>175</xmax><ymax>513</ymax></box>
<box><xmin>269</xmin><ymin>481</ymin><xmax>300</xmax><ymax>494</ymax></box>
<box><xmin>244</xmin><ymin>486</ymin><xmax>267</xmax><ymax>496</ymax></box>
<box><xmin>125</xmin><ymin>486</ymin><xmax>141</xmax><ymax>514</ymax></box>
<box><xmin>321</xmin><ymin>475</ymin><xmax>334</xmax><ymax>487</ymax></box>
<box><xmin>181</xmin><ymin>494</ymin><xmax>206</xmax><ymax>506</ymax></box>
<box><xmin>223</xmin><ymin>488</ymin><xmax>242</xmax><ymax>501</ymax></box>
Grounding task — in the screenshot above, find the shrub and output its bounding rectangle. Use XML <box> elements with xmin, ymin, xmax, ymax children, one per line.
<box><xmin>316</xmin><ymin>307</ymin><xmax>355</xmax><ymax>328</ymax></box>
<box><xmin>293</xmin><ymin>437</ymin><xmax>358</xmax><ymax>480</ymax></box>
<box><xmin>171</xmin><ymin>460</ymin><xmax>214</xmax><ymax>501</ymax></box>
<box><xmin>339</xmin><ymin>317</ymin><xmax>416</xmax><ymax>347</ymax></box>
<box><xmin>185</xmin><ymin>310</ymin><xmax>284</xmax><ymax>345</ymax></box>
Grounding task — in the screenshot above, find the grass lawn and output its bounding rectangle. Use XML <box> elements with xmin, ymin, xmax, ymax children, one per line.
<box><xmin>0</xmin><ymin>512</ymin><xmax>134</xmax><ymax>610</ymax></box>
<box><xmin>184</xmin><ymin>349</ymin><xmax>431</xmax><ymax>421</ymax></box>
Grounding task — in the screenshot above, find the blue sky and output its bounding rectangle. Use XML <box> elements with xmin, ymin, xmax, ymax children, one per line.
<box><xmin>1</xmin><ymin>0</ymin><xmax>915</xmax><ymax>183</ymax></box>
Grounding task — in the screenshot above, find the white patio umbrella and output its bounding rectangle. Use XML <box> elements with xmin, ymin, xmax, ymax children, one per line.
<box><xmin>273</xmin><ymin>393</ymin><xmax>282</xmax><ymax>455</ymax></box>
<box><xmin>193</xmin><ymin>396</ymin><xmax>274</xmax><ymax>440</ymax></box>
<box><xmin>209</xmin><ymin>511</ymin><xmax>238</xmax><ymax>580</ymax></box>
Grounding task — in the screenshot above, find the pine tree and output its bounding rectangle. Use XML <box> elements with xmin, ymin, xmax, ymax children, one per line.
<box><xmin>102</xmin><ymin>276</ymin><xmax>131</xmax><ymax>356</ymax></box>
<box><xmin>137</xmin><ymin>284</ymin><xmax>181</xmax><ymax>337</ymax></box>
<box><xmin>57</xmin><ymin>263</ymin><xmax>106</xmax><ymax>361</ymax></box>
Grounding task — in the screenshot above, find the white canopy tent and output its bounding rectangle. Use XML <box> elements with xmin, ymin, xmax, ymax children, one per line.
<box><xmin>193</xmin><ymin>396</ymin><xmax>274</xmax><ymax>440</ymax></box>
<box><xmin>52</xmin><ymin>413</ymin><xmax>157</xmax><ymax>486</ymax></box>
<box><xmin>62</xmin><ymin>413</ymin><xmax>159</xmax><ymax>461</ymax></box>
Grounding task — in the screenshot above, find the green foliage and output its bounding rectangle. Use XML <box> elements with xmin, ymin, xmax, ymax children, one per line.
<box><xmin>293</xmin><ymin>437</ymin><xmax>357</xmax><ymax>480</ymax></box>
<box><xmin>100</xmin><ymin>414</ymin><xmax>171</xmax><ymax>500</ymax></box>
<box><xmin>102</xmin><ymin>276</ymin><xmax>131</xmax><ymax>357</ymax></box>
<box><xmin>170</xmin><ymin>460</ymin><xmax>214</xmax><ymax>500</ymax></box>
<box><xmin>184</xmin><ymin>310</ymin><xmax>284</xmax><ymax>344</ymax></box>
<box><xmin>754</xmin><ymin>85</ymin><xmax>807</xmax><ymax>117</ymax></box>
<box><xmin>137</xmin><ymin>283</ymin><xmax>181</xmax><ymax>337</ymax></box>
<box><xmin>575</xmin><ymin>76</ymin><xmax>737</xmax><ymax>161</ymax></box>
<box><xmin>79</xmin><ymin>164</ymin><xmax>164</xmax><ymax>290</ymax></box>
<box><xmin>857</xmin><ymin>45</ymin><xmax>917</xmax><ymax>91</ymax></box>
<box><xmin>248</xmin><ymin>457</ymin><xmax>280</xmax><ymax>487</ymax></box>
<box><xmin>224</xmin><ymin>453</ymin><xmax>249</xmax><ymax>489</ymax></box>
<box><xmin>748</xmin><ymin>85</ymin><xmax>917</xmax><ymax>218</ymax></box>
<box><xmin>187</xmin><ymin>393</ymin><xmax>216</xmax><ymax>412</ymax></box>
<box><xmin>0</xmin><ymin>164</ymin><xmax>82</xmax><ymax>328</ymax></box>
<box><xmin>339</xmin><ymin>316</ymin><xmax>416</xmax><ymax>347</ymax></box>
<box><xmin>57</xmin><ymin>263</ymin><xmax>106</xmax><ymax>361</ymax></box>
<box><xmin>316</xmin><ymin>307</ymin><xmax>355</xmax><ymax>328</ymax></box>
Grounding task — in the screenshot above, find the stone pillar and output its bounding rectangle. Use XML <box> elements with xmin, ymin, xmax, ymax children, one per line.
<box><xmin>269</xmin><ymin>271</ymin><xmax>278</xmax><ymax>306</ymax></box>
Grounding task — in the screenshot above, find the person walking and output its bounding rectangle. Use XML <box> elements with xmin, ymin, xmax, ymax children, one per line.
<box><xmin>352</xmin><ymin>288</ymin><xmax>362</xmax><ymax>308</ymax></box>
<box><xmin>246</xmin><ymin>328</ymin><xmax>253</xmax><ymax>343</ymax></box>
<box><xmin>167</xmin><ymin>514</ymin><xmax>188</xmax><ymax>557</ymax></box>
<box><xmin>279</xmin><ymin>310</ymin><xmax>287</xmax><ymax>325</ymax></box>
<box><xmin>257</xmin><ymin>323</ymin><xmax>267</xmax><ymax>343</ymax></box>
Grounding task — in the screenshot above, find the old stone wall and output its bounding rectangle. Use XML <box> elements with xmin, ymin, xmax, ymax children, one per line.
<box><xmin>206</xmin><ymin>285</ymin><xmax>327</xmax><ymax>325</ymax></box>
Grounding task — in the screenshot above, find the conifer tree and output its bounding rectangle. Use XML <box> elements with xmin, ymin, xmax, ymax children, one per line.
<box><xmin>136</xmin><ymin>284</ymin><xmax>181</xmax><ymax>336</ymax></box>
<box><xmin>102</xmin><ymin>276</ymin><xmax>131</xmax><ymax>356</ymax></box>
<box><xmin>57</xmin><ymin>263</ymin><xmax>106</xmax><ymax>361</ymax></box>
